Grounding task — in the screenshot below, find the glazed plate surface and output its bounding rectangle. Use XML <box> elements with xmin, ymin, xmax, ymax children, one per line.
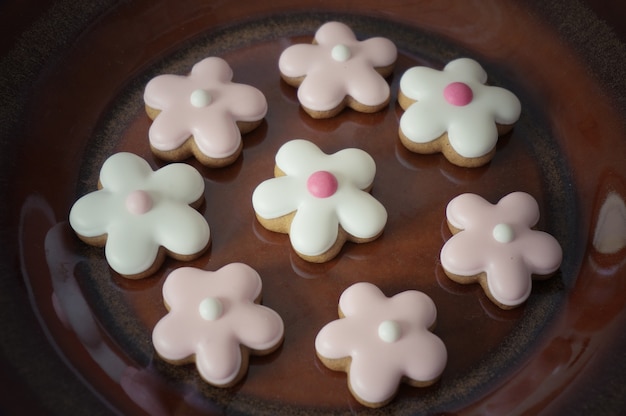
<box><xmin>1</xmin><ymin>1</ymin><xmax>625</xmax><ymax>414</ymax></box>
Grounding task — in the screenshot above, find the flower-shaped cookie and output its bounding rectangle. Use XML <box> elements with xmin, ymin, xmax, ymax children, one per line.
<box><xmin>68</xmin><ymin>152</ymin><xmax>210</xmax><ymax>278</ymax></box>
<box><xmin>398</xmin><ymin>58</ymin><xmax>521</xmax><ymax>167</ymax></box>
<box><xmin>279</xmin><ymin>21</ymin><xmax>397</xmax><ymax>118</ymax></box>
<box><xmin>252</xmin><ymin>139</ymin><xmax>387</xmax><ymax>262</ymax></box>
<box><xmin>440</xmin><ymin>192</ymin><xmax>563</xmax><ymax>309</ymax></box>
<box><xmin>144</xmin><ymin>57</ymin><xmax>267</xmax><ymax>167</ymax></box>
<box><xmin>152</xmin><ymin>263</ymin><xmax>284</xmax><ymax>387</ymax></box>
<box><xmin>315</xmin><ymin>282</ymin><xmax>447</xmax><ymax>408</ymax></box>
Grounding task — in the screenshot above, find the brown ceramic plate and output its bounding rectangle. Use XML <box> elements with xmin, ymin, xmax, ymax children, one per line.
<box><xmin>2</xmin><ymin>1</ymin><xmax>625</xmax><ymax>414</ymax></box>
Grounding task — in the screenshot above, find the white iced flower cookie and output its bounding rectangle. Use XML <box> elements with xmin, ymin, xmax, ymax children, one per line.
<box><xmin>398</xmin><ymin>58</ymin><xmax>521</xmax><ymax>167</ymax></box>
<box><xmin>252</xmin><ymin>139</ymin><xmax>387</xmax><ymax>263</ymax></box>
<box><xmin>69</xmin><ymin>152</ymin><xmax>210</xmax><ymax>279</ymax></box>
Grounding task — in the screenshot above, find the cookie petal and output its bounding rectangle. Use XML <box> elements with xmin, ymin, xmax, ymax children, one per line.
<box><xmin>104</xmin><ymin>222</ymin><xmax>159</xmax><ymax>275</ymax></box>
<box><xmin>440</xmin><ymin>231</ymin><xmax>489</xmax><ymax>277</ymax></box>
<box><xmin>232</xmin><ymin>303</ymin><xmax>284</xmax><ymax>352</ymax></box>
<box><xmin>148</xmin><ymin>107</ymin><xmax>194</xmax><ymax>151</ymax></box>
<box><xmin>446</xmin><ymin>111</ymin><xmax>498</xmax><ymax>158</ymax></box>
<box><xmin>344</xmin><ymin>66</ymin><xmax>391</xmax><ymax>107</ymax></box>
<box><xmin>190</xmin><ymin>109</ymin><xmax>242</xmax><ymax>158</ymax></box>
<box><xmin>278</xmin><ymin>43</ymin><xmax>319</xmax><ymax>78</ymax></box>
<box><xmin>297</xmin><ymin>70</ymin><xmax>348</xmax><ymax>112</ymax></box>
<box><xmin>99</xmin><ymin>152</ymin><xmax>153</xmax><ymax>191</ymax></box>
<box><xmin>349</xmin><ymin>351</ymin><xmax>401</xmax><ymax>405</ymax></box>
<box><xmin>486</xmin><ymin>256</ymin><xmax>533</xmax><ymax>306</ymax></box>
<box><xmin>152</xmin><ymin>313</ymin><xmax>196</xmax><ymax>361</ymax></box>
<box><xmin>151</xmin><ymin>162</ymin><xmax>205</xmax><ymax>204</ymax></box>
<box><xmin>195</xmin><ymin>337</ymin><xmax>243</xmax><ymax>386</ymax></box>
<box><xmin>69</xmin><ymin>190</ymin><xmax>116</xmax><ymax>238</ymax></box>
<box><xmin>289</xmin><ymin>201</ymin><xmax>339</xmax><ymax>256</ymax></box>
<box><xmin>399</xmin><ymin>101</ymin><xmax>448</xmax><ymax>144</ymax></box>
<box><xmin>151</xmin><ymin>203</ymin><xmax>210</xmax><ymax>256</ymax></box>
<box><xmin>252</xmin><ymin>175</ymin><xmax>304</xmax><ymax>219</ymax></box>
<box><xmin>336</xmin><ymin>189</ymin><xmax>387</xmax><ymax>240</ymax></box>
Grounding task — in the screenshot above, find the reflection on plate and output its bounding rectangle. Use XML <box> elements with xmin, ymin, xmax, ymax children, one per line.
<box><xmin>2</xmin><ymin>1</ymin><xmax>626</xmax><ymax>415</ymax></box>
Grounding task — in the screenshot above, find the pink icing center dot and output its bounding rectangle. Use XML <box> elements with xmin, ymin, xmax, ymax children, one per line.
<box><xmin>125</xmin><ymin>190</ymin><xmax>153</xmax><ymax>215</ymax></box>
<box><xmin>443</xmin><ymin>82</ymin><xmax>473</xmax><ymax>106</ymax></box>
<box><xmin>307</xmin><ymin>171</ymin><xmax>338</xmax><ymax>198</ymax></box>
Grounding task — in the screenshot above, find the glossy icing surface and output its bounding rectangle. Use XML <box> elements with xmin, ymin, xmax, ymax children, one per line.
<box><xmin>152</xmin><ymin>263</ymin><xmax>284</xmax><ymax>387</ymax></box>
<box><xmin>10</xmin><ymin>3</ymin><xmax>626</xmax><ymax>415</ymax></box>
<box><xmin>144</xmin><ymin>57</ymin><xmax>267</xmax><ymax>159</ymax></box>
<box><xmin>315</xmin><ymin>282</ymin><xmax>447</xmax><ymax>405</ymax></box>
<box><xmin>440</xmin><ymin>192</ymin><xmax>563</xmax><ymax>308</ymax></box>
<box><xmin>279</xmin><ymin>21</ymin><xmax>397</xmax><ymax>111</ymax></box>
<box><xmin>68</xmin><ymin>152</ymin><xmax>210</xmax><ymax>276</ymax></box>
<box><xmin>252</xmin><ymin>139</ymin><xmax>387</xmax><ymax>258</ymax></box>
<box><xmin>399</xmin><ymin>58</ymin><xmax>521</xmax><ymax>158</ymax></box>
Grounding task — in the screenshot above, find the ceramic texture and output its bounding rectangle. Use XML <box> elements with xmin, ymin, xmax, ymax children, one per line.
<box><xmin>1</xmin><ymin>0</ymin><xmax>625</xmax><ymax>414</ymax></box>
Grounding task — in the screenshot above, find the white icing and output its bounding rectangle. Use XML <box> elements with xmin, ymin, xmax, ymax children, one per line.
<box><xmin>331</xmin><ymin>44</ymin><xmax>351</xmax><ymax>62</ymax></box>
<box><xmin>190</xmin><ymin>89</ymin><xmax>212</xmax><ymax>107</ymax></box>
<box><xmin>69</xmin><ymin>152</ymin><xmax>210</xmax><ymax>276</ymax></box>
<box><xmin>199</xmin><ymin>297</ymin><xmax>223</xmax><ymax>321</ymax></box>
<box><xmin>377</xmin><ymin>320</ymin><xmax>401</xmax><ymax>343</ymax></box>
<box><xmin>492</xmin><ymin>223</ymin><xmax>515</xmax><ymax>243</ymax></box>
<box><xmin>252</xmin><ymin>140</ymin><xmax>387</xmax><ymax>257</ymax></box>
<box><xmin>399</xmin><ymin>57</ymin><xmax>521</xmax><ymax>158</ymax></box>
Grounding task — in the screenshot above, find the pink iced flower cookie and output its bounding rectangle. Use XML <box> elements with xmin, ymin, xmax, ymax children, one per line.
<box><xmin>398</xmin><ymin>58</ymin><xmax>521</xmax><ymax>167</ymax></box>
<box><xmin>279</xmin><ymin>21</ymin><xmax>397</xmax><ymax>118</ymax></box>
<box><xmin>152</xmin><ymin>263</ymin><xmax>284</xmax><ymax>387</ymax></box>
<box><xmin>440</xmin><ymin>192</ymin><xmax>563</xmax><ymax>309</ymax></box>
<box><xmin>68</xmin><ymin>152</ymin><xmax>210</xmax><ymax>279</ymax></box>
<box><xmin>252</xmin><ymin>139</ymin><xmax>387</xmax><ymax>263</ymax></box>
<box><xmin>315</xmin><ymin>282</ymin><xmax>447</xmax><ymax>408</ymax></box>
<box><xmin>144</xmin><ymin>57</ymin><xmax>267</xmax><ymax>167</ymax></box>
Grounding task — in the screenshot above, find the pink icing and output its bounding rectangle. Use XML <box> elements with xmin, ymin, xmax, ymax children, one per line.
<box><xmin>315</xmin><ymin>282</ymin><xmax>447</xmax><ymax>406</ymax></box>
<box><xmin>152</xmin><ymin>263</ymin><xmax>284</xmax><ymax>386</ymax></box>
<box><xmin>440</xmin><ymin>192</ymin><xmax>563</xmax><ymax>308</ymax></box>
<box><xmin>278</xmin><ymin>21</ymin><xmax>397</xmax><ymax>112</ymax></box>
<box><xmin>443</xmin><ymin>82</ymin><xmax>473</xmax><ymax>106</ymax></box>
<box><xmin>125</xmin><ymin>190</ymin><xmax>153</xmax><ymax>215</ymax></box>
<box><xmin>307</xmin><ymin>171</ymin><xmax>338</xmax><ymax>198</ymax></box>
<box><xmin>143</xmin><ymin>57</ymin><xmax>267</xmax><ymax>160</ymax></box>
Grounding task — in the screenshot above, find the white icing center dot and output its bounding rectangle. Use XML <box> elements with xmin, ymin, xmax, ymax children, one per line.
<box><xmin>378</xmin><ymin>320</ymin><xmax>401</xmax><ymax>343</ymax></box>
<box><xmin>199</xmin><ymin>297</ymin><xmax>223</xmax><ymax>321</ymax></box>
<box><xmin>190</xmin><ymin>89</ymin><xmax>212</xmax><ymax>107</ymax></box>
<box><xmin>331</xmin><ymin>44</ymin><xmax>351</xmax><ymax>62</ymax></box>
<box><xmin>493</xmin><ymin>223</ymin><xmax>515</xmax><ymax>243</ymax></box>
<box><xmin>125</xmin><ymin>190</ymin><xmax>153</xmax><ymax>215</ymax></box>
